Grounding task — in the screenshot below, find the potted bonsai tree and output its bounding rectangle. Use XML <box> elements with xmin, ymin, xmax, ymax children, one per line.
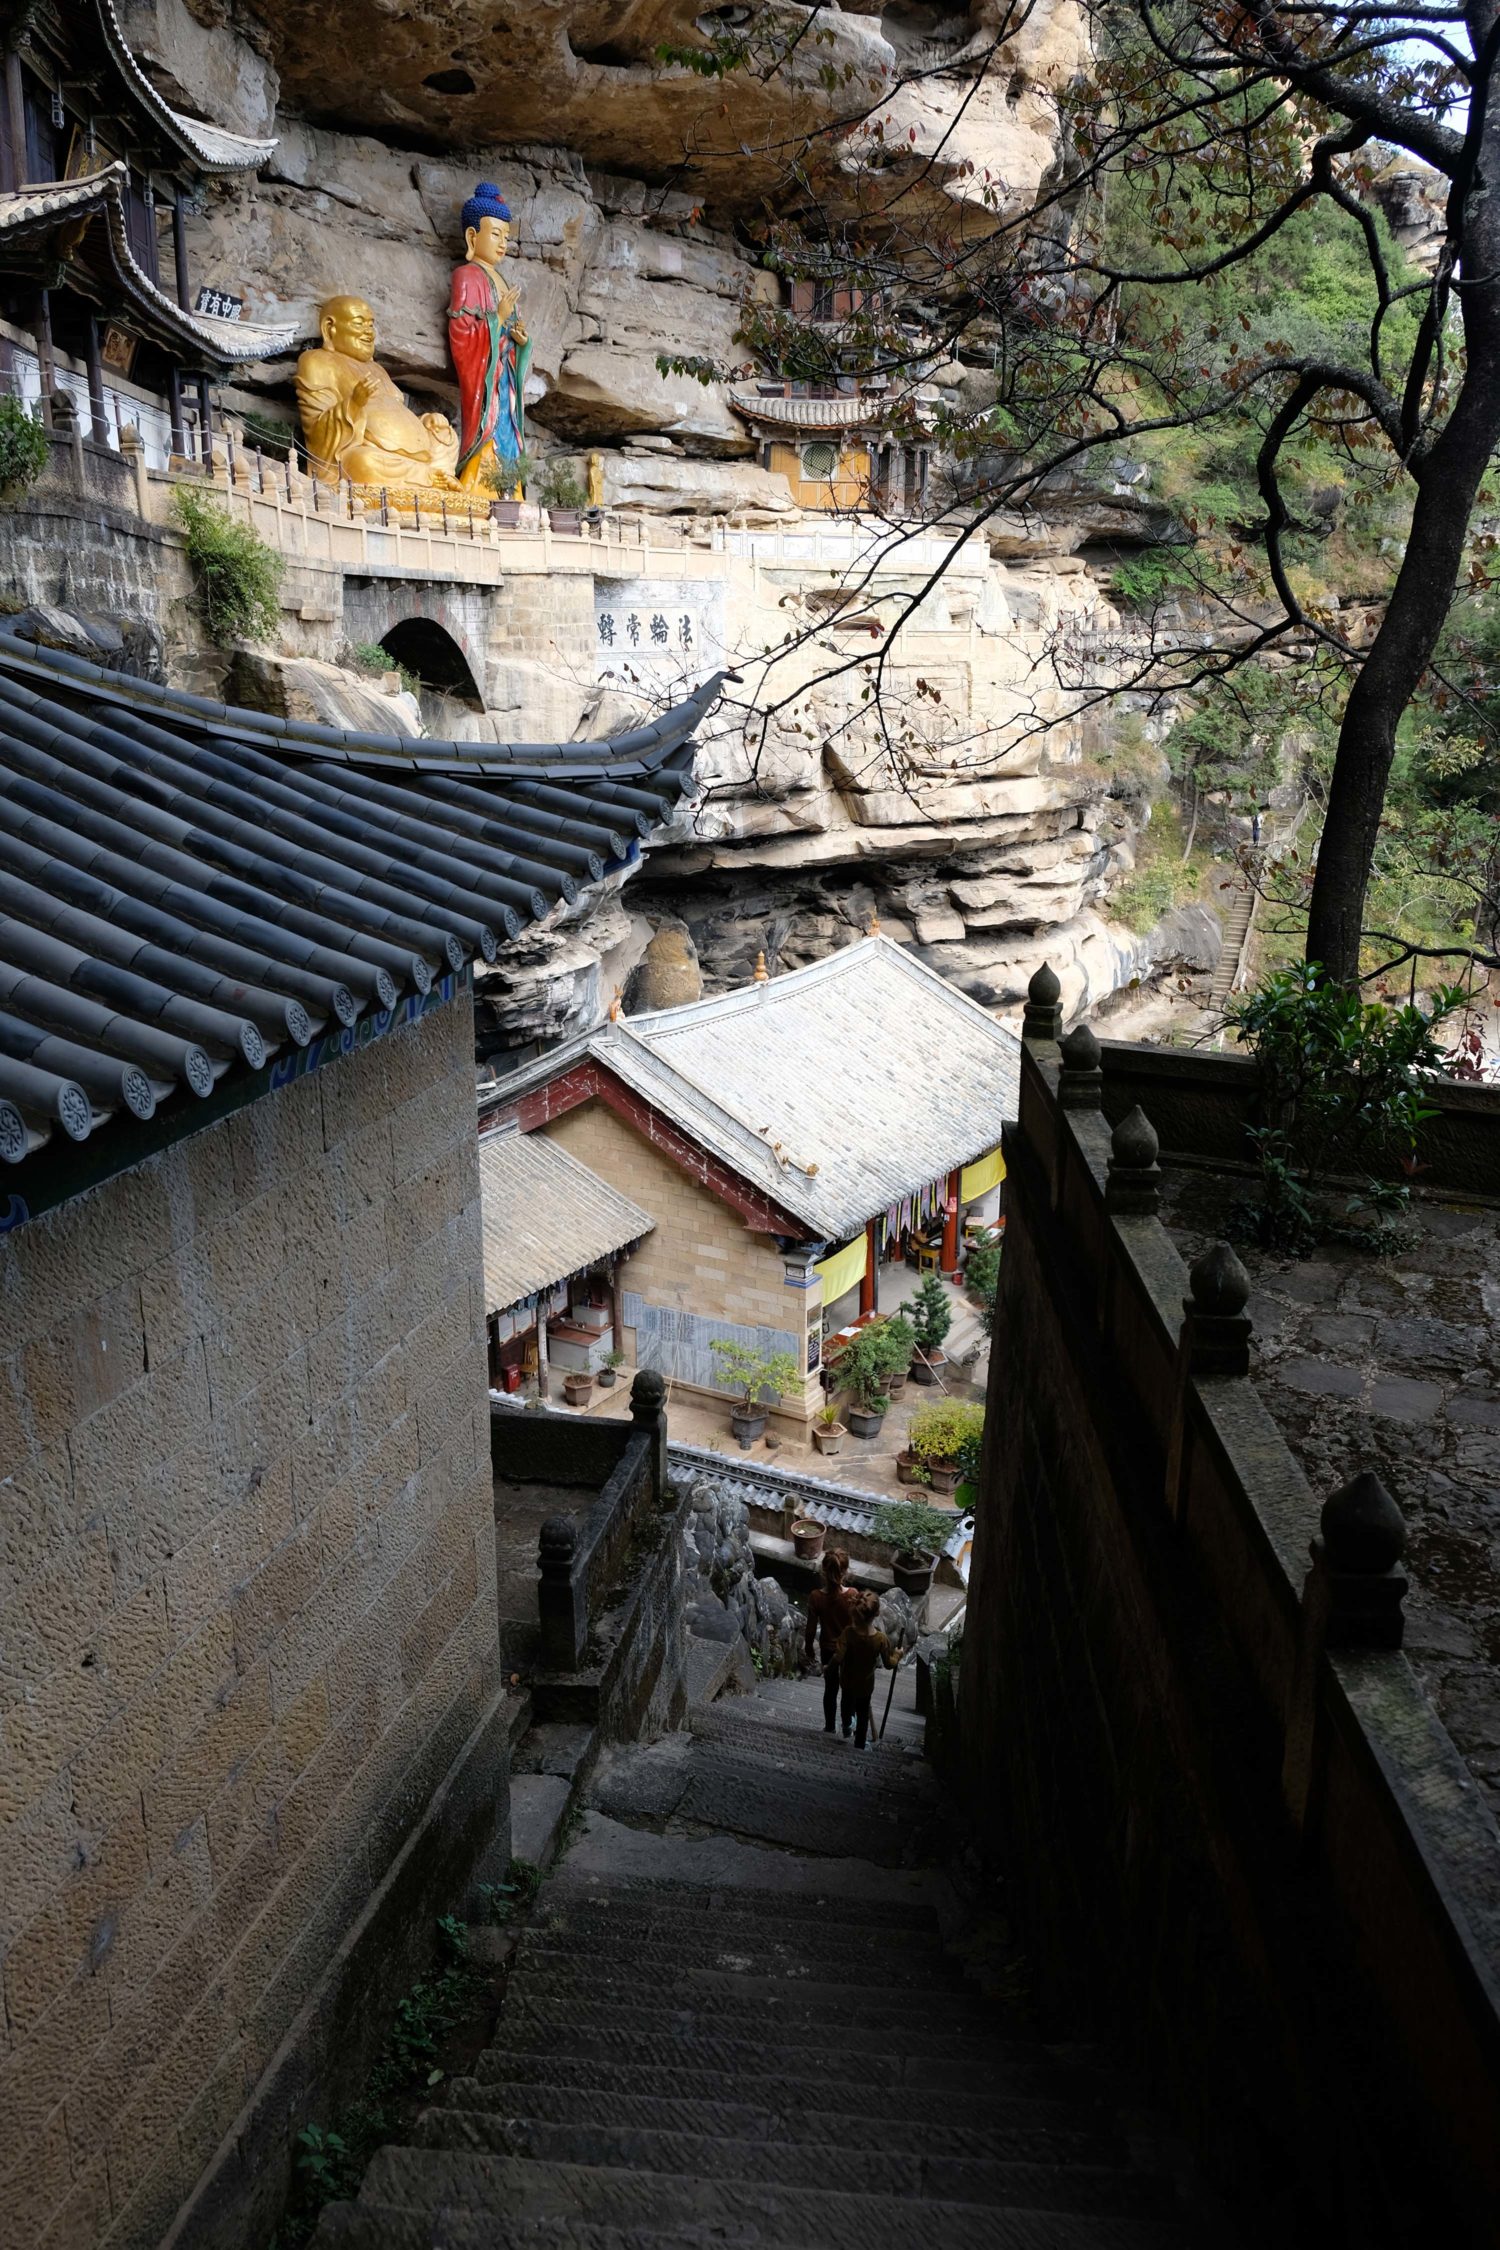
<box><xmin>902</xmin><ymin>1272</ymin><xmax>953</xmax><ymax>1384</ymax></box>
<box><xmin>597</xmin><ymin>1346</ymin><xmax>625</xmax><ymax>1390</ymax></box>
<box><xmin>908</xmin><ymin>1400</ymin><xmax>984</xmax><ymax>1497</ymax></box>
<box><xmin>872</xmin><ymin>1499</ymin><xmax>953</xmax><ymax>1600</ymax></box>
<box><xmin>538</xmin><ymin>457</ymin><xmax>587</xmax><ymax>533</ymax></box>
<box><xmin>837</xmin><ymin>1322</ymin><xmax>902</xmax><ymax>1440</ymax></box>
<box><xmin>811</xmin><ymin>1399</ymin><xmax>845</xmax><ymax>1457</ymax></box>
<box><xmin>880</xmin><ymin>1312</ymin><xmax>916</xmax><ymax>1397</ymax></box>
<box><xmin>561</xmin><ymin>1366</ymin><xmax>593</xmax><ymax>1408</ymax></box>
<box><xmin>486</xmin><ymin>447</ymin><xmax>533</xmax><ymax>525</ymax></box>
<box><xmin>709</xmin><ymin>1338</ymin><xmax>800</xmax><ymax>1449</ymax></box>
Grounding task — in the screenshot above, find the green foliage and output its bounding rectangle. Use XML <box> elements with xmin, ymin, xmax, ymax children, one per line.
<box><xmin>0</xmin><ymin>395</ymin><xmax>50</xmax><ymax>494</ymax></box>
<box><xmin>835</xmin><ymin>1320</ymin><xmax>907</xmax><ymax>1413</ymax></box>
<box><xmin>476</xmin><ymin>1857</ymin><xmax>541</xmax><ymax>1925</ymax></box>
<box><xmin>238</xmin><ymin>408</ymin><xmax>296</xmax><ymax>457</ymax></box>
<box><xmin>900</xmin><ymin>1272</ymin><xmax>953</xmax><ymax>1355</ymax></box>
<box><xmin>872</xmin><ymin>1498</ymin><xmax>954</xmax><ymax>1560</ymax></box>
<box><xmin>1110</xmin><ymin>547</ymin><xmax>1199</xmax><ymax>613</ymax></box>
<box><xmin>349</xmin><ymin>640</ymin><xmax>421</xmax><ymax>698</ymax></box>
<box><xmin>483</xmin><ymin>448</ymin><xmax>532</xmax><ymax>497</ymax></box>
<box><xmin>537</xmin><ymin>458</ymin><xmax>587</xmax><ymax>510</ymax></box>
<box><xmin>1110</xmin><ymin>806</ymin><xmax>1208</xmax><ymax>934</ymax></box>
<box><xmin>1226</xmin><ymin>966</ymin><xmax>1463</xmax><ymax>1251</ymax></box>
<box><xmin>964</xmin><ymin>1241</ymin><xmax>1001</xmax><ymax>1336</ymax></box>
<box><xmin>709</xmin><ymin>1338</ymin><xmax>800</xmax><ymax>1407</ymax></box>
<box><xmin>172</xmin><ymin>484</ymin><xmax>283</xmax><ymax>642</ymax></box>
<box><xmin>907</xmin><ymin>1399</ymin><xmax>984</xmax><ymax>1467</ymax></box>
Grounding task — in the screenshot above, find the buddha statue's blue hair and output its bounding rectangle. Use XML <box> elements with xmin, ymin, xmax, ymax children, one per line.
<box><xmin>462</xmin><ymin>182</ymin><xmax>512</xmax><ymax>233</ymax></box>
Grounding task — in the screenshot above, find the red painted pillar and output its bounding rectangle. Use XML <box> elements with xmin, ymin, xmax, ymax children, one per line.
<box><xmin>859</xmin><ymin>1216</ymin><xmax>878</xmax><ymax>1318</ymax></box>
<box><xmin>941</xmin><ymin>1169</ymin><xmax>961</xmax><ymax>1275</ymax></box>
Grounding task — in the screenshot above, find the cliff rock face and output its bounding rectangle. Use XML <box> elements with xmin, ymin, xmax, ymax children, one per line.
<box><xmin>118</xmin><ymin>0</ymin><xmax>1186</xmax><ymax>1045</ymax></box>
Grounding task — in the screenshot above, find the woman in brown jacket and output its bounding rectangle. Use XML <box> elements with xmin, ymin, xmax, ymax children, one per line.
<box><xmin>803</xmin><ymin>1548</ymin><xmax>856</xmax><ymax>1735</ymax></box>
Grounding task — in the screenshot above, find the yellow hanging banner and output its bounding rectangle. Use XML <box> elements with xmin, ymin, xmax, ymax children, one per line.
<box><xmin>959</xmin><ymin>1145</ymin><xmax>1006</xmax><ymax>1202</ymax></box>
<box><xmin>814</xmin><ymin>1232</ymin><xmax>868</xmax><ymax>1305</ymax></box>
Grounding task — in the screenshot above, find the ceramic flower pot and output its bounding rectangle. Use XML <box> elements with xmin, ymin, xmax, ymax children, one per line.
<box><xmin>791</xmin><ymin>1519</ymin><xmax>825</xmax><ymax>1559</ymax></box>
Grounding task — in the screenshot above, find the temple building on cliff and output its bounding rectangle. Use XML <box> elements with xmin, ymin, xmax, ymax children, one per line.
<box><xmin>0</xmin><ymin>0</ymin><xmax>296</xmax><ymax>466</ymax></box>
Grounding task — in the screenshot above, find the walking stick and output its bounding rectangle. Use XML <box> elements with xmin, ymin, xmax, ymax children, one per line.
<box><xmin>877</xmin><ymin>1647</ymin><xmax>908</xmax><ymax>1743</ymax></box>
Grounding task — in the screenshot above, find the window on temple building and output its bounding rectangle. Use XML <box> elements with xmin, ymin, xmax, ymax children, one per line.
<box><xmin>801</xmin><ymin>442</ymin><xmax>839</xmax><ymax>481</ymax></box>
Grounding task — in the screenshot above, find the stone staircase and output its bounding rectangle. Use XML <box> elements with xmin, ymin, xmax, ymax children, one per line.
<box><xmin>313</xmin><ymin>1679</ymin><xmax>1203</xmax><ymax>2249</ymax></box>
<box><xmin>1209</xmin><ymin>877</ymin><xmax>1254</xmax><ymax>1006</ymax></box>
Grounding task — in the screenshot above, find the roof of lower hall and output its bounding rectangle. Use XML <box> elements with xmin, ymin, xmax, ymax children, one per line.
<box><xmin>478</xmin><ymin>1127</ymin><xmax>653</xmax><ymax>1314</ymax></box>
<box><xmin>0</xmin><ymin>167</ymin><xmax>300</xmax><ymax>368</ymax></box>
<box><xmin>95</xmin><ymin>0</ymin><xmax>279</xmax><ymax>174</ymax></box>
<box><xmin>488</xmin><ymin>935</ymin><xmax>1019</xmax><ymax>1242</ymax></box>
<box><xmin>0</xmin><ymin>630</ymin><xmax>720</xmax><ymax>1188</ymax></box>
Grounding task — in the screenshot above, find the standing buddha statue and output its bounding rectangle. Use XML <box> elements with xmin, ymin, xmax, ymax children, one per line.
<box><xmin>448</xmin><ymin>182</ymin><xmax>531</xmax><ymax>495</ymax></box>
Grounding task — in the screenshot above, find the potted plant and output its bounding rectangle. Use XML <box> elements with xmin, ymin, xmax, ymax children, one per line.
<box><xmin>908</xmin><ymin>1400</ymin><xmax>983</xmax><ymax>1497</ymax></box>
<box><xmin>561</xmin><ymin>1368</ymin><xmax>593</xmax><ymax>1407</ymax></box>
<box><xmin>811</xmin><ymin>1400</ymin><xmax>845</xmax><ymax>1457</ymax></box>
<box><xmin>709</xmin><ymin>1339</ymin><xmax>800</xmax><ymax>1449</ymax></box>
<box><xmin>963</xmin><ymin>1239</ymin><xmax>1001</xmax><ymax>1329</ymax></box>
<box><xmin>538</xmin><ymin>458</ymin><xmax>587</xmax><ymax>533</ymax></box>
<box><xmin>486</xmin><ymin>447</ymin><xmax>533</xmax><ymax>525</ymax></box>
<box><xmin>837</xmin><ymin>1323</ymin><xmax>900</xmax><ymax>1439</ymax></box>
<box><xmin>881</xmin><ymin>1312</ymin><xmax>916</xmax><ymax>1397</ymax></box>
<box><xmin>790</xmin><ymin>1517</ymin><xmax>825</xmax><ymax>1559</ymax></box>
<box><xmin>872</xmin><ymin>1499</ymin><xmax>953</xmax><ymax>1600</ymax></box>
<box><xmin>597</xmin><ymin>1346</ymin><xmax>625</xmax><ymax>1390</ymax></box>
<box><xmin>902</xmin><ymin>1273</ymin><xmax>953</xmax><ymax>1384</ymax></box>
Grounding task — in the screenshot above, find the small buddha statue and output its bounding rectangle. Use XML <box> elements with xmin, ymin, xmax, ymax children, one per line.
<box><xmin>296</xmin><ymin>295</ymin><xmax>461</xmax><ymax>491</ymax></box>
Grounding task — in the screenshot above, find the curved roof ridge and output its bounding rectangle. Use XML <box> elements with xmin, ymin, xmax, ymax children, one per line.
<box><xmin>94</xmin><ymin>0</ymin><xmax>278</xmax><ymax>173</ymax></box>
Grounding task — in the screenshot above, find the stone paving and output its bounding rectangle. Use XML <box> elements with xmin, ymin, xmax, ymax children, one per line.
<box><xmin>1160</xmin><ymin>1170</ymin><xmax>1500</xmax><ymax>1818</ymax></box>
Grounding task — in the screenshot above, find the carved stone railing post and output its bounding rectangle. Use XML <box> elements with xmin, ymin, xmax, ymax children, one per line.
<box><xmin>1282</xmin><ymin>1472</ymin><xmax>1408</xmax><ymax>1830</ymax></box>
<box><xmin>1054</xmin><ymin>1021</ymin><xmax>1103</xmax><ymax>1216</ymax></box>
<box><xmin>537</xmin><ymin>1514</ymin><xmax>586</xmax><ymax>1672</ymax></box>
<box><xmin>1104</xmin><ymin>1105</ymin><xmax>1161</xmax><ymax>1215</ymax></box>
<box><xmin>1057</xmin><ymin>1022</ymin><xmax>1103</xmax><ymax>1108</ymax></box>
<box><xmin>630</xmin><ymin>1366</ymin><xmax>669</xmax><ymax>1501</ymax></box>
<box><xmin>1166</xmin><ymin>1242</ymin><xmax>1252</xmax><ymax>1520</ymax></box>
<box><xmin>1022</xmin><ymin>961</ymin><xmax>1063</xmax><ymax>1043</ymax></box>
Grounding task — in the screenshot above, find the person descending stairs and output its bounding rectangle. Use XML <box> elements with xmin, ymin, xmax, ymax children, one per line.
<box><xmin>313</xmin><ymin>1668</ymin><xmax>1211</xmax><ymax>2248</ymax></box>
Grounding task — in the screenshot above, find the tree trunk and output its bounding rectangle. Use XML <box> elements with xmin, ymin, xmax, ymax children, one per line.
<box><xmin>1306</xmin><ymin>117</ymin><xmax>1500</xmax><ymax>985</ymax></box>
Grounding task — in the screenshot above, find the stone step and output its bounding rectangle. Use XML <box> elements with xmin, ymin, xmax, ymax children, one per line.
<box><xmin>426</xmin><ymin>2081</ymin><xmax>1123</xmax><ymax>2166</ymax></box>
<box><xmin>465</xmin><ymin>2051</ymin><xmax>1108</xmax><ymax>2133</ymax></box>
<box><xmin>316</xmin><ymin>2202</ymin><xmax>1184</xmax><ymax>2250</ymax></box>
<box><xmin>349</xmin><ymin>2147</ymin><xmax>1189</xmax><ymax>2249</ymax></box>
<box><xmin>506</xmin><ymin>1958</ymin><xmax>996</xmax><ymax>2031</ymax></box>
<box><xmin>544</xmin><ymin>1870</ymin><xmax>940</xmax><ymax>1933</ymax></box>
<box><xmin>644</xmin><ymin>1747</ymin><xmax>940</xmax><ymax>1865</ymax></box>
<box><xmin>481</xmin><ymin>2021</ymin><xmax>1104</xmax><ymax>2096</ymax></box>
<box><xmin>411</xmin><ymin>2111</ymin><xmax>1175</xmax><ymax>2218</ymax></box>
<box><xmin>515</xmin><ymin>1925</ymin><xmax>957</xmax><ymax>1987</ymax></box>
<box><xmin>689</xmin><ymin>1698</ymin><xmax>932</xmax><ymax>1762</ymax></box>
<box><xmin>533</xmin><ymin>1885</ymin><xmax>946</xmax><ymax>1945</ymax></box>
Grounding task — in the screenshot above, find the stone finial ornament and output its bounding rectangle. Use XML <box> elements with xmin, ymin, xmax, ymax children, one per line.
<box><xmin>1306</xmin><ymin>1471</ymin><xmax>1409</xmax><ymax>1649</ymax></box>
<box><xmin>1022</xmin><ymin>960</ymin><xmax>1063</xmax><ymax>1042</ymax></box>
<box><xmin>867</xmin><ymin>907</ymin><xmax>881</xmax><ymax>937</ymax></box>
<box><xmin>1180</xmin><ymin>1240</ymin><xmax>1252</xmax><ymax>1375</ymax></box>
<box><xmin>1057</xmin><ymin>1022</ymin><xmax>1103</xmax><ymax>1109</ymax></box>
<box><xmin>538</xmin><ymin>1515</ymin><xmax>577</xmax><ymax>1566</ymax></box>
<box><xmin>753</xmin><ymin>950</ymin><xmax>769</xmax><ymax>983</ymax></box>
<box><xmin>1105</xmin><ymin>1104</ymin><xmax>1162</xmax><ymax>1214</ymax></box>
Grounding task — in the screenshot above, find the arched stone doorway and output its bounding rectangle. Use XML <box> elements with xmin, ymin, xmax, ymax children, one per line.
<box><xmin>379</xmin><ymin>617</ymin><xmax>484</xmax><ymax>718</ymax></box>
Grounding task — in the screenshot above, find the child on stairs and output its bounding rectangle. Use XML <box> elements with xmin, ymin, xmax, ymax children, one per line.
<box><xmin>835</xmin><ymin>1592</ymin><xmax>901</xmax><ymax>1750</ymax></box>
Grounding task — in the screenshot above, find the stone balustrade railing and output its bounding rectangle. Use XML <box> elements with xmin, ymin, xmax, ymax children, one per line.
<box><xmin>960</xmin><ymin>967</ymin><xmax>1500</xmax><ymax>2237</ymax></box>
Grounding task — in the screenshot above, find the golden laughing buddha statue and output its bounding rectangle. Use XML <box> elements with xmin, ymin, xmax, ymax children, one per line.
<box><xmin>296</xmin><ymin>294</ymin><xmax>462</xmax><ymax>492</ymax></box>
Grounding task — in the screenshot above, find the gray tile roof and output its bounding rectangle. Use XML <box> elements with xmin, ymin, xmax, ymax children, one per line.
<box><xmin>478</xmin><ymin>1128</ymin><xmax>653</xmax><ymax>1313</ymax></box>
<box><xmin>0</xmin><ymin>629</ymin><xmax>720</xmax><ymax>1192</ymax></box>
<box><xmin>95</xmin><ymin>0</ymin><xmax>279</xmax><ymax>173</ymax></box>
<box><xmin>0</xmin><ymin>166</ymin><xmax>299</xmax><ymax>368</ymax></box>
<box><xmin>489</xmin><ymin>935</ymin><xmax>1018</xmax><ymax>1241</ymax></box>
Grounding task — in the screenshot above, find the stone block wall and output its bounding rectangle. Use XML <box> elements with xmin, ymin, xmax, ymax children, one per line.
<box><xmin>539</xmin><ymin>1100</ymin><xmax>823</xmax><ymax>1419</ymax></box>
<box><xmin>0</xmin><ymin>996</ymin><xmax>501</xmax><ymax>2250</ymax></box>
